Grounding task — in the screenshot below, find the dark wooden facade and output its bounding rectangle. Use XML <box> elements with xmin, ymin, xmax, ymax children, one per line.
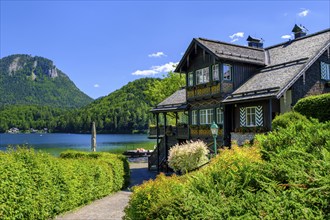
<box><xmin>149</xmin><ymin>26</ymin><xmax>330</xmax><ymax>171</ymax></box>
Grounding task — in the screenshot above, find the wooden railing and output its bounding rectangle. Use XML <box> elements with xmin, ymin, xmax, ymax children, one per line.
<box><xmin>187</xmin><ymin>83</ymin><xmax>220</xmax><ymax>99</ymax></box>
<box><xmin>190</xmin><ymin>127</ymin><xmax>222</xmax><ymax>137</ymax></box>
<box><xmin>148</xmin><ymin>138</ymin><xmax>165</xmax><ymax>170</ymax></box>
<box><xmin>148</xmin><ymin>126</ymin><xmax>189</xmax><ymax>139</ymax></box>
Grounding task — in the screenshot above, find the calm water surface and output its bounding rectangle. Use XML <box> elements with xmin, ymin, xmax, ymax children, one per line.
<box><xmin>0</xmin><ymin>133</ymin><xmax>155</xmax><ymax>156</ymax></box>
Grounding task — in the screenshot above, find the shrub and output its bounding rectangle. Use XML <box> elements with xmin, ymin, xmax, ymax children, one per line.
<box><xmin>272</xmin><ymin>111</ymin><xmax>311</xmax><ymax>130</ymax></box>
<box><xmin>168</xmin><ymin>140</ymin><xmax>209</xmax><ymax>173</ymax></box>
<box><xmin>293</xmin><ymin>93</ymin><xmax>330</xmax><ymax>122</ymax></box>
<box><xmin>125</xmin><ymin>116</ymin><xmax>330</xmax><ymax>219</ymax></box>
<box><xmin>60</xmin><ymin>150</ymin><xmax>130</xmax><ymax>188</ymax></box>
<box><xmin>0</xmin><ymin>148</ymin><xmax>129</xmax><ymax>219</ymax></box>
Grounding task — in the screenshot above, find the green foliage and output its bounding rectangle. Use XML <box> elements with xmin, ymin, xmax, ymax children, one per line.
<box><xmin>168</xmin><ymin>140</ymin><xmax>209</xmax><ymax>173</ymax></box>
<box><xmin>0</xmin><ymin>105</ymin><xmax>67</xmax><ymax>132</ymax></box>
<box><xmin>60</xmin><ymin>150</ymin><xmax>130</xmax><ymax>188</ymax></box>
<box><xmin>0</xmin><ymin>147</ymin><xmax>129</xmax><ymax>219</ymax></box>
<box><xmin>124</xmin><ymin>116</ymin><xmax>330</xmax><ymax>219</ymax></box>
<box><xmin>0</xmin><ymin>54</ymin><xmax>93</xmax><ymax>108</ymax></box>
<box><xmin>0</xmin><ymin>70</ymin><xmax>185</xmax><ymax>133</ymax></box>
<box><xmin>272</xmin><ymin>111</ymin><xmax>311</xmax><ymax>130</ymax></box>
<box><xmin>293</xmin><ymin>93</ymin><xmax>330</xmax><ymax>122</ymax></box>
<box><xmin>54</xmin><ymin>72</ymin><xmax>185</xmax><ymax>133</ymax></box>
<box><xmin>144</xmin><ymin>72</ymin><xmax>186</xmax><ymax>106</ymax></box>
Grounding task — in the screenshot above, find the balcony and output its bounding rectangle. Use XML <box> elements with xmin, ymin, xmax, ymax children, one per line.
<box><xmin>148</xmin><ymin>125</ymin><xmax>189</xmax><ymax>139</ymax></box>
<box><xmin>187</xmin><ymin>83</ymin><xmax>220</xmax><ymax>100</ymax></box>
<box><xmin>190</xmin><ymin>125</ymin><xmax>223</xmax><ymax>138</ymax></box>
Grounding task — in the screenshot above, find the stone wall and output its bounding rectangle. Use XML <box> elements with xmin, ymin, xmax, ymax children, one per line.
<box><xmin>230</xmin><ymin>132</ymin><xmax>255</xmax><ymax>146</ymax></box>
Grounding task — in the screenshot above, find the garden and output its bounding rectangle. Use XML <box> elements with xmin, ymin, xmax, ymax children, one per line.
<box><xmin>124</xmin><ymin>93</ymin><xmax>330</xmax><ymax>219</ymax></box>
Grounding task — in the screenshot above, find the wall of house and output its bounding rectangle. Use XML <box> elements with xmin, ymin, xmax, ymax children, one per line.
<box><xmin>221</xmin><ymin>62</ymin><xmax>259</xmax><ymax>96</ymax></box>
<box><xmin>291</xmin><ymin>51</ymin><xmax>330</xmax><ymax>105</ymax></box>
<box><xmin>232</xmin><ymin>99</ymin><xmax>280</xmax><ymax>131</ymax></box>
<box><xmin>280</xmin><ymin>90</ymin><xmax>292</xmax><ymax>113</ymax></box>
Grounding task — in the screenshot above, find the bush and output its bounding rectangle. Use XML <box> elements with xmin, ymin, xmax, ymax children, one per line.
<box><xmin>272</xmin><ymin>111</ymin><xmax>311</xmax><ymax>130</ymax></box>
<box><xmin>60</xmin><ymin>150</ymin><xmax>130</xmax><ymax>188</ymax></box>
<box><xmin>293</xmin><ymin>93</ymin><xmax>330</xmax><ymax>122</ymax></box>
<box><xmin>168</xmin><ymin>140</ymin><xmax>209</xmax><ymax>173</ymax></box>
<box><xmin>124</xmin><ymin>116</ymin><xmax>330</xmax><ymax>219</ymax></box>
<box><xmin>0</xmin><ymin>148</ymin><xmax>129</xmax><ymax>219</ymax></box>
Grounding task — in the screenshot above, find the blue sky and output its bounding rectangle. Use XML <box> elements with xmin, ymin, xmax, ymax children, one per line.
<box><xmin>1</xmin><ymin>1</ymin><xmax>329</xmax><ymax>99</ymax></box>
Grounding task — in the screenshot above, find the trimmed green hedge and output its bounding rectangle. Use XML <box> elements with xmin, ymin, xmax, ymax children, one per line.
<box><xmin>0</xmin><ymin>148</ymin><xmax>129</xmax><ymax>219</ymax></box>
<box><xmin>124</xmin><ymin>114</ymin><xmax>330</xmax><ymax>219</ymax></box>
<box><xmin>272</xmin><ymin>111</ymin><xmax>311</xmax><ymax>130</ymax></box>
<box><xmin>293</xmin><ymin>93</ymin><xmax>330</xmax><ymax>122</ymax></box>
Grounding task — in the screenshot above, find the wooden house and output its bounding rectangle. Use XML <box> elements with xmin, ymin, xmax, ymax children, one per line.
<box><xmin>148</xmin><ymin>25</ymin><xmax>330</xmax><ymax>171</ymax></box>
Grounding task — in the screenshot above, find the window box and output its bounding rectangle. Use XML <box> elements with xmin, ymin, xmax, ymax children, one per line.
<box><xmin>234</xmin><ymin>126</ymin><xmax>267</xmax><ymax>133</ymax></box>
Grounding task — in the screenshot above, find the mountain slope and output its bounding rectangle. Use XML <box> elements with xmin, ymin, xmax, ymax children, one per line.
<box><xmin>0</xmin><ymin>54</ymin><xmax>93</xmax><ymax>108</ymax></box>
<box><xmin>56</xmin><ymin>77</ymin><xmax>161</xmax><ymax>133</ymax></box>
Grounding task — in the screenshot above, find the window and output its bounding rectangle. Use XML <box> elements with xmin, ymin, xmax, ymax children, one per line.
<box><xmin>321</xmin><ymin>62</ymin><xmax>330</xmax><ymax>81</ymax></box>
<box><xmin>192</xmin><ymin>110</ymin><xmax>198</xmax><ymax>125</ymax></box>
<box><xmin>196</xmin><ymin>67</ymin><xmax>210</xmax><ymax>84</ymax></box>
<box><xmin>246</xmin><ymin>107</ymin><xmax>256</xmax><ymax>127</ymax></box>
<box><xmin>188</xmin><ymin>72</ymin><xmax>194</xmax><ymax>86</ymax></box>
<box><xmin>240</xmin><ymin>106</ymin><xmax>263</xmax><ymax>127</ymax></box>
<box><xmin>200</xmin><ymin>109</ymin><xmax>213</xmax><ymax>125</ymax></box>
<box><xmin>212</xmin><ymin>64</ymin><xmax>219</xmax><ymax>81</ymax></box>
<box><xmin>216</xmin><ymin>108</ymin><xmax>224</xmax><ymax>124</ymax></box>
<box><xmin>223</xmin><ymin>64</ymin><xmax>232</xmax><ymax>81</ymax></box>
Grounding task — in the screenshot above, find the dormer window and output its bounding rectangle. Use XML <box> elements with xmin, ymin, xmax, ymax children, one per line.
<box><xmin>196</xmin><ymin>67</ymin><xmax>209</xmax><ymax>84</ymax></box>
<box><xmin>223</xmin><ymin>64</ymin><xmax>232</xmax><ymax>81</ymax></box>
<box><xmin>321</xmin><ymin>62</ymin><xmax>330</xmax><ymax>81</ymax></box>
<box><xmin>212</xmin><ymin>64</ymin><xmax>219</xmax><ymax>81</ymax></box>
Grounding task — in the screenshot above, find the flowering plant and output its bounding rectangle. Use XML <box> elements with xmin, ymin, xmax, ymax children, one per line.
<box><xmin>168</xmin><ymin>140</ymin><xmax>209</xmax><ymax>174</ymax></box>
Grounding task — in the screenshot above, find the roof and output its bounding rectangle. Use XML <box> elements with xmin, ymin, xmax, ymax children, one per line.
<box><xmin>175</xmin><ymin>38</ymin><xmax>265</xmax><ymax>72</ymax></box>
<box><xmin>151</xmin><ymin>89</ymin><xmax>187</xmax><ymax>113</ymax></box>
<box><xmin>223</xmin><ymin>28</ymin><xmax>330</xmax><ymax>103</ymax></box>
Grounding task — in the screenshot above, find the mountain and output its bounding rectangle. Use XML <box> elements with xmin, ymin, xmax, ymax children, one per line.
<box><xmin>56</xmin><ymin>77</ymin><xmax>160</xmax><ymax>133</ymax></box>
<box><xmin>56</xmin><ymin>73</ymin><xmax>185</xmax><ymax>133</ymax></box>
<box><xmin>0</xmin><ymin>54</ymin><xmax>93</xmax><ymax>108</ymax></box>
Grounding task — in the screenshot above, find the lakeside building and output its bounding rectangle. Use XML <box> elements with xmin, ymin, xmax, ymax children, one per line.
<box><xmin>148</xmin><ymin>25</ymin><xmax>330</xmax><ymax>171</ymax></box>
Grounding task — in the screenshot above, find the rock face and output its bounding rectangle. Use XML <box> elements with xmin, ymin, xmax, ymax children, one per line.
<box><xmin>8</xmin><ymin>57</ymin><xmax>22</xmax><ymax>75</ymax></box>
<box><xmin>0</xmin><ymin>54</ymin><xmax>93</xmax><ymax>108</ymax></box>
<box><xmin>48</xmin><ymin>67</ymin><xmax>58</xmax><ymax>78</ymax></box>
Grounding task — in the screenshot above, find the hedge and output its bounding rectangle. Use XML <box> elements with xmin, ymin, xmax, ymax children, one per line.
<box><xmin>124</xmin><ymin>114</ymin><xmax>330</xmax><ymax>219</ymax></box>
<box><xmin>293</xmin><ymin>93</ymin><xmax>330</xmax><ymax>122</ymax></box>
<box><xmin>0</xmin><ymin>148</ymin><xmax>129</xmax><ymax>219</ymax></box>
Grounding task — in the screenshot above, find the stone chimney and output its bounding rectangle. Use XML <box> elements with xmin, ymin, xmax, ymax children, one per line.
<box><xmin>246</xmin><ymin>35</ymin><xmax>263</xmax><ymax>48</ymax></box>
<box><xmin>292</xmin><ymin>24</ymin><xmax>308</xmax><ymax>39</ymax></box>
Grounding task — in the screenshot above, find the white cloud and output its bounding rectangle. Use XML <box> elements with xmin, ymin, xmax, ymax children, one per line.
<box><xmin>94</xmin><ymin>84</ymin><xmax>100</xmax><ymax>88</ymax></box>
<box><xmin>148</xmin><ymin>52</ymin><xmax>167</xmax><ymax>58</ymax></box>
<box><xmin>229</xmin><ymin>32</ymin><xmax>244</xmax><ymax>39</ymax></box>
<box><xmin>281</xmin><ymin>34</ymin><xmax>292</xmax><ymax>39</ymax></box>
<box><xmin>230</xmin><ymin>38</ymin><xmax>239</xmax><ymax>43</ymax></box>
<box><xmin>132</xmin><ymin>62</ymin><xmax>178</xmax><ymax>76</ymax></box>
<box><xmin>298</xmin><ymin>9</ymin><xmax>310</xmax><ymax>17</ymax></box>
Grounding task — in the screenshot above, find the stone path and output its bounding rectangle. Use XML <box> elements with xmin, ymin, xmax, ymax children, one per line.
<box><xmin>55</xmin><ymin>162</ymin><xmax>157</xmax><ymax>220</ymax></box>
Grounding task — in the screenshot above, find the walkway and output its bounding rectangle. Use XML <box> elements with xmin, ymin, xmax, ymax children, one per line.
<box><xmin>55</xmin><ymin>162</ymin><xmax>157</xmax><ymax>220</ymax></box>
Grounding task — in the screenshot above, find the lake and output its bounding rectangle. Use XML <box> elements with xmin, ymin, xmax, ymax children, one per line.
<box><xmin>0</xmin><ymin>133</ymin><xmax>155</xmax><ymax>156</ymax></box>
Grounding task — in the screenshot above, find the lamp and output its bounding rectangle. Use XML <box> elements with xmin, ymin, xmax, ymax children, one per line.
<box><xmin>210</xmin><ymin>121</ymin><xmax>218</xmax><ymax>155</ymax></box>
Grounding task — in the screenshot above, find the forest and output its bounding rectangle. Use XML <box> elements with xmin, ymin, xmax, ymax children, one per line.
<box><xmin>0</xmin><ymin>72</ymin><xmax>185</xmax><ymax>133</ymax></box>
<box><xmin>0</xmin><ymin>54</ymin><xmax>93</xmax><ymax>108</ymax></box>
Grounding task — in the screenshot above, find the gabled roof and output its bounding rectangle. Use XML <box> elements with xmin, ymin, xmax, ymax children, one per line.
<box><xmin>175</xmin><ymin>38</ymin><xmax>265</xmax><ymax>72</ymax></box>
<box><xmin>223</xmin><ymin>28</ymin><xmax>330</xmax><ymax>103</ymax></box>
<box><xmin>151</xmin><ymin>89</ymin><xmax>187</xmax><ymax>113</ymax></box>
